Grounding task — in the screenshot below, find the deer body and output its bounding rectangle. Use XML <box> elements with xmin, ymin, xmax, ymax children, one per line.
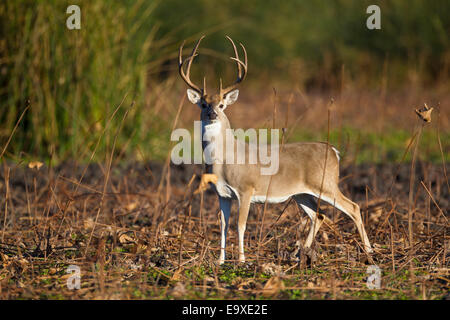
<box><xmin>179</xmin><ymin>36</ymin><xmax>372</xmax><ymax>264</ymax></box>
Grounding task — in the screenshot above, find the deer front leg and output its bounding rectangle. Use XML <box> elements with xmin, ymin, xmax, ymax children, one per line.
<box><xmin>237</xmin><ymin>190</ymin><xmax>253</xmax><ymax>263</ymax></box>
<box><xmin>218</xmin><ymin>197</ymin><xmax>231</xmax><ymax>264</ymax></box>
<box><xmin>194</xmin><ymin>173</ymin><xmax>218</xmax><ymax>194</ymax></box>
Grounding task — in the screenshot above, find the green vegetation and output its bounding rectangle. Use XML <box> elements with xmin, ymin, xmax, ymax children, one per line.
<box><xmin>290</xmin><ymin>126</ymin><xmax>450</xmax><ymax>164</ymax></box>
<box><xmin>1</xmin><ymin>0</ymin><xmax>171</xmax><ymax>162</ymax></box>
<box><xmin>0</xmin><ymin>1</ymin><xmax>448</xmax><ymax>163</ymax></box>
<box><xmin>154</xmin><ymin>0</ymin><xmax>450</xmax><ymax>86</ymax></box>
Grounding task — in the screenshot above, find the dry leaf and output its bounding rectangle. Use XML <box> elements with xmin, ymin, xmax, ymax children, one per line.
<box><xmin>125</xmin><ymin>202</ymin><xmax>138</xmax><ymax>211</ymax></box>
<box><xmin>171</xmin><ymin>268</ymin><xmax>184</xmax><ymax>281</ymax></box>
<box><xmin>170</xmin><ymin>282</ymin><xmax>187</xmax><ymax>298</ymax></box>
<box><xmin>17</xmin><ymin>258</ymin><xmax>29</xmax><ymax>268</ymax></box>
<box><xmin>0</xmin><ymin>252</ymin><xmax>9</xmax><ymax>263</ymax></box>
<box><xmin>416</xmin><ymin>222</ymin><xmax>425</xmax><ymax>234</ymax></box>
<box><xmin>119</xmin><ymin>233</ymin><xmax>136</xmax><ymax>244</ymax></box>
<box><xmin>415</xmin><ymin>103</ymin><xmax>433</xmax><ymax>123</ymax></box>
<box><xmin>262</xmin><ymin>276</ymin><xmax>285</xmax><ymax>297</ymax></box>
<box><xmin>236</xmin><ymin>279</ymin><xmax>257</xmax><ymax>291</ymax></box>
<box><xmin>124</xmin><ymin>259</ymin><xmax>142</xmax><ymax>271</ymax></box>
<box><xmin>83</xmin><ymin>218</ymin><xmax>95</xmax><ymax>230</ymax></box>
<box><xmin>261</xmin><ymin>262</ymin><xmax>284</xmax><ymax>276</ymax></box>
<box><xmin>131</xmin><ymin>242</ymin><xmax>148</xmax><ymax>255</ymax></box>
<box><xmin>28</xmin><ymin>161</ymin><xmax>43</xmax><ymax>169</ymax></box>
<box><xmin>231</xmin><ymin>276</ymin><xmax>244</xmax><ymax>287</ymax></box>
<box><xmin>369</xmin><ymin>206</ymin><xmax>383</xmax><ymax>223</ymax></box>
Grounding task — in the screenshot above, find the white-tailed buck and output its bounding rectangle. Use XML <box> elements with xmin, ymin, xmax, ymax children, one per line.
<box><xmin>178</xmin><ymin>35</ymin><xmax>372</xmax><ymax>264</ymax></box>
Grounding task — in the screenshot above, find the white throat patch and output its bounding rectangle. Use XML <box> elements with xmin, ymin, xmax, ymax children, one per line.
<box><xmin>203</xmin><ymin>121</ymin><xmax>222</xmax><ymax>138</ymax></box>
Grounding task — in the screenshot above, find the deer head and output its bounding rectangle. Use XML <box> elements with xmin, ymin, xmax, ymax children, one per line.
<box><xmin>178</xmin><ymin>36</ymin><xmax>247</xmax><ymax>125</ymax></box>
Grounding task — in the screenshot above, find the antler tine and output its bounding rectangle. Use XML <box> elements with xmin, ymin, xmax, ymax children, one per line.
<box><xmin>178</xmin><ymin>36</ymin><xmax>206</xmax><ymax>94</ymax></box>
<box><xmin>225</xmin><ymin>35</ymin><xmax>242</xmax><ymax>78</ymax></box>
<box><xmin>185</xmin><ymin>36</ymin><xmax>204</xmax><ymax>79</ymax></box>
<box><xmin>221</xmin><ymin>36</ymin><xmax>248</xmax><ymax>95</ymax></box>
<box><xmin>239</xmin><ymin>42</ymin><xmax>247</xmax><ymax>73</ymax></box>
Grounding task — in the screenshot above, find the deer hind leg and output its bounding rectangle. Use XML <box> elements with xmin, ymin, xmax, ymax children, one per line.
<box><xmin>218</xmin><ymin>196</ymin><xmax>231</xmax><ymax>264</ymax></box>
<box><xmin>318</xmin><ymin>190</ymin><xmax>372</xmax><ymax>253</ymax></box>
<box><xmin>294</xmin><ymin>194</ymin><xmax>325</xmax><ymax>248</ymax></box>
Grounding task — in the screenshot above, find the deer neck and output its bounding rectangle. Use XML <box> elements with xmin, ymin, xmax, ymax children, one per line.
<box><xmin>201</xmin><ymin>115</ymin><xmax>233</xmax><ymax>174</ymax></box>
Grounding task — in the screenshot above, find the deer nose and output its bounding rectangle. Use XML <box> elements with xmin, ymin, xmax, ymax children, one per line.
<box><xmin>208</xmin><ymin>110</ymin><xmax>217</xmax><ymax>120</ymax></box>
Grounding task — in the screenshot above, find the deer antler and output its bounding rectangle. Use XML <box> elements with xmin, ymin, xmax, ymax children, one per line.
<box><xmin>220</xmin><ymin>35</ymin><xmax>248</xmax><ymax>96</ymax></box>
<box><xmin>178</xmin><ymin>36</ymin><xmax>206</xmax><ymax>95</ymax></box>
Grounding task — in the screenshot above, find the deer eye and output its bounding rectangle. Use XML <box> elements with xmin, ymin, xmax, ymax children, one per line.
<box><xmin>218</xmin><ymin>104</ymin><xmax>223</xmax><ymax>109</ymax></box>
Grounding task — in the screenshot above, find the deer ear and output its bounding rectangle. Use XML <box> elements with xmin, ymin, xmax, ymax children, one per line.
<box><xmin>224</xmin><ymin>89</ymin><xmax>239</xmax><ymax>106</ymax></box>
<box><xmin>187</xmin><ymin>89</ymin><xmax>201</xmax><ymax>105</ymax></box>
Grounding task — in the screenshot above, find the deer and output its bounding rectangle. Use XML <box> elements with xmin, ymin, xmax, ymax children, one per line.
<box><xmin>178</xmin><ymin>35</ymin><xmax>373</xmax><ymax>264</ymax></box>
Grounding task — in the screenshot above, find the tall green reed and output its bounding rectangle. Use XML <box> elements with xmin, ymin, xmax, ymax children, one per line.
<box><xmin>1</xmin><ymin>0</ymin><xmax>174</xmax><ymax>162</ymax></box>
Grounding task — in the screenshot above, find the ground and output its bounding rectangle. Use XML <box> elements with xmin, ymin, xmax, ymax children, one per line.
<box><xmin>0</xmin><ymin>161</ymin><xmax>448</xmax><ymax>299</ymax></box>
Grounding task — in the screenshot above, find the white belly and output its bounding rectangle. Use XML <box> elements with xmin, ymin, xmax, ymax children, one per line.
<box><xmin>214</xmin><ymin>180</ymin><xmax>293</xmax><ymax>205</ymax></box>
<box><xmin>251</xmin><ymin>195</ymin><xmax>292</xmax><ymax>204</ymax></box>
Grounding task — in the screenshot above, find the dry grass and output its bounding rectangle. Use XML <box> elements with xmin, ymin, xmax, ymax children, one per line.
<box><xmin>0</xmin><ymin>158</ymin><xmax>448</xmax><ymax>300</ymax></box>
<box><xmin>0</xmin><ymin>84</ymin><xmax>448</xmax><ymax>300</ymax></box>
